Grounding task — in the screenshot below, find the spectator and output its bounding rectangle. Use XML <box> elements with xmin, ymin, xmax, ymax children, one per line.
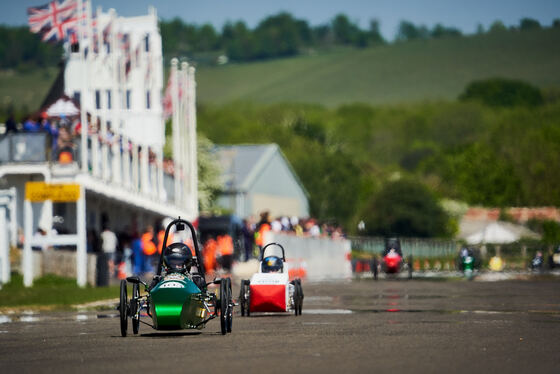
<box><xmin>255</xmin><ymin>211</ymin><xmax>271</xmax><ymax>250</ymax></box>
<box><xmin>242</xmin><ymin>219</ymin><xmax>254</xmax><ymax>261</ymax></box>
<box><xmin>217</xmin><ymin>234</ymin><xmax>234</xmax><ymax>273</ymax></box>
<box><xmin>141</xmin><ymin>225</ymin><xmax>157</xmax><ymax>273</ymax></box>
<box><xmin>101</xmin><ymin>225</ymin><xmax>118</xmax><ymax>277</ymax></box>
<box><xmin>23</xmin><ymin>117</ymin><xmax>40</xmax><ymax>132</ymax></box>
<box><xmin>5</xmin><ymin>114</ymin><xmax>17</xmax><ymax>133</ymax></box>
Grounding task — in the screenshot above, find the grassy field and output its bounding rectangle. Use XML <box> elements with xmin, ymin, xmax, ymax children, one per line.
<box><xmin>196</xmin><ymin>28</ymin><xmax>560</xmax><ymax>107</ymax></box>
<box><xmin>0</xmin><ymin>67</ymin><xmax>58</xmax><ymax>113</ymax></box>
<box><xmin>1</xmin><ymin>28</ymin><xmax>560</xmax><ymax>113</ymax></box>
<box><xmin>0</xmin><ymin>274</ymin><xmax>119</xmax><ymax>309</ymax></box>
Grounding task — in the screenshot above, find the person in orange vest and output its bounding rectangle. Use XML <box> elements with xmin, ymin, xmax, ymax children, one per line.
<box><xmin>255</xmin><ymin>211</ymin><xmax>271</xmax><ymax>250</ymax></box>
<box><xmin>141</xmin><ymin>225</ymin><xmax>156</xmax><ymax>273</ymax></box>
<box><xmin>217</xmin><ymin>234</ymin><xmax>234</xmax><ymax>273</ymax></box>
<box><xmin>203</xmin><ymin>237</ymin><xmax>218</xmax><ymax>275</ymax></box>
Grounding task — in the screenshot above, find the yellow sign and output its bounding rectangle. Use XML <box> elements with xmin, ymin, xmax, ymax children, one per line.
<box><xmin>25</xmin><ymin>182</ymin><xmax>81</xmax><ymax>202</ymax></box>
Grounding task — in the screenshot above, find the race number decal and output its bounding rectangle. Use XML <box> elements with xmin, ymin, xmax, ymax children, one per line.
<box><xmin>160</xmin><ymin>281</ymin><xmax>184</xmax><ymax>289</ymax></box>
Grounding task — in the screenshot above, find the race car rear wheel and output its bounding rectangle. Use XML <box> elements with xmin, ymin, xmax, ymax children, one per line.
<box><xmin>219</xmin><ymin>279</ymin><xmax>228</xmax><ymax>335</ymax></box>
<box><xmin>225</xmin><ymin>277</ymin><xmax>233</xmax><ymax>333</ymax></box>
<box><xmin>239</xmin><ymin>280</ymin><xmax>246</xmax><ymax>316</ymax></box>
<box><xmin>131</xmin><ymin>282</ymin><xmax>140</xmax><ymax>335</ymax></box>
<box><xmin>297</xmin><ymin>279</ymin><xmax>304</xmax><ymax>315</ymax></box>
<box><xmin>119</xmin><ymin>280</ymin><xmax>128</xmax><ymax>337</ymax></box>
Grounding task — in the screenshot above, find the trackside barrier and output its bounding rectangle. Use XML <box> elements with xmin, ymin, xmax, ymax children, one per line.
<box><xmin>349</xmin><ymin>236</ymin><xmax>458</xmax><ymax>258</ymax></box>
<box><xmin>264</xmin><ymin>232</ymin><xmax>353</xmax><ymax>281</ymax></box>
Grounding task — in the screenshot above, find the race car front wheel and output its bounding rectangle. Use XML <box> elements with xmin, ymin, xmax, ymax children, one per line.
<box><xmin>119</xmin><ymin>280</ymin><xmax>128</xmax><ymax>337</ymax></box>
<box><xmin>131</xmin><ymin>282</ymin><xmax>140</xmax><ymax>335</ymax></box>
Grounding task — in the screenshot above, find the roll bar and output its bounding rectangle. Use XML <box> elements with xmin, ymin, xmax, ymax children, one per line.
<box><xmin>260</xmin><ymin>242</ymin><xmax>286</xmax><ymax>261</ymax></box>
<box><xmin>156</xmin><ymin>217</ymin><xmax>206</xmax><ymax>284</ymax></box>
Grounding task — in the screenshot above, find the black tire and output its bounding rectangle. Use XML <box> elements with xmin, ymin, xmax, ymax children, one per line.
<box><xmin>239</xmin><ymin>280</ymin><xmax>246</xmax><ymax>317</ymax></box>
<box><xmin>292</xmin><ymin>281</ymin><xmax>299</xmax><ymax>316</ymax></box>
<box><xmin>219</xmin><ymin>279</ymin><xmax>227</xmax><ymax>335</ymax></box>
<box><xmin>119</xmin><ymin>280</ymin><xmax>128</xmax><ymax>337</ymax></box>
<box><xmin>408</xmin><ymin>255</ymin><xmax>413</xmax><ymax>279</ymax></box>
<box><xmin>226</xmin><ymin>278</ymin><xmax>233</xmax><ymax>333</ymax></box>
<box><xmin>372</xmin><ymin>258</ymin><xmax>378</xmax><ymax>281</ymax></box>
<box><xmin>244</xmin><ymin>280</ymin><xmax>251</xmax><ymax>317</ymax></box>
<box><xmin>131</xmin><ymin>282</ymin><xmax>140</xmax><ymax>335</ymax></box>
<box><xmin>296</xmin><ymin>279</ymin><xmax>303</xmax><ymax>315</ymax></box>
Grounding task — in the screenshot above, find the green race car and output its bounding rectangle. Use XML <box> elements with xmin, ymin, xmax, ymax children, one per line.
<box><xmin>118</xmin><ymin>218</ymin><xmax>234</xmax><ymax>336</ymax></box>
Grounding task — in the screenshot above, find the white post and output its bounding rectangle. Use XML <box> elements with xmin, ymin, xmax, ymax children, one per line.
<box><xmin>188</xmin><ymin>66</ymin><xmax>199</xmax><ymax>217</ymax></box>
<box><xmin>112</xmin><ymin>134</ymin><xmax>122</xmax><ymax>184</ymax></box>
<box><xmin>0</xmin><ymin>205</ymin><xmax>9</xmax><ymax>284</ymax></box>
<box><xmin>101</xmin><ymin>118</ymin><xmax>109</xmax><ymax>180</ymax></box>
<box><xmin>122</xmin><ymin>135</ymin><xmax>130</xmax><ymax>188</ymax></box>
<box><xmin>171</xmin><ymin>58</ymin><xmax>180</xmax><ymax>206</ymax></box>
<box><xmin>79</xmin><ymin>0</ymin><xmax>88</xmax><ymax>173</ymax></box>
<box><xmin>9</xmin><ymin>187</ymin><xmax>17</xmax><ymax>247</ymax></box>
<box><xmin>23</xmin><ymin>199</ymin><xmax>33</xmax><ymax>287</ymax></box>
<box><xmin>180</xmin><ymin>62</ymin><xmax>189</xmax><ymax>211</ymax></box>
<box><xmin>132</xmin><ymin>143</ymin><xmax>139</xmax><ymax>191</ymax></box>
<box><xmin>76</xmin><ymin>186</ymin><xmax>87</xmax><ymax>287</ymax></box>
<box><xmin>157</xmin><ymin>149</ymin><xmax>164</xmax><ymax>200</ymax></box>
<box><xmin>91</xmin><ymin>130</ymin><xmax>100</xmax><ymax>177</ymax></box>
<box><xmin>140</xmin><ymin>145</ymin><xmax>150</xmax><ymax>194</ymax></box>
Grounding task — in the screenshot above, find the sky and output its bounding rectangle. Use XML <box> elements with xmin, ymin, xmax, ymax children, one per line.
<box><xmin>2</xmin><ymin>0</ymin><xmax>559</xmax><ymax>40</ymax></box>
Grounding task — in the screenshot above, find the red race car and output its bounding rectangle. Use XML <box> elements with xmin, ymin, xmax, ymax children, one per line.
<box><xmin>372</xmin><ymin>238</ymin><xmax>413</xmax><ymax>280</ymax></box>
<box><xmin>239</xmin><ymin>243</ymin><xmax>304</xmax><ymax>316</ymax></box>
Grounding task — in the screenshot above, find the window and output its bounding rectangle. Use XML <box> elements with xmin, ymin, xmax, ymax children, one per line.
<box><xmin>126</xmin><ymin>90</ymin><xmax>131</xmax><ymax>109</ymax></box>
<box><xmin>73</xmin><ymin>91</ymin><xmax>81</xmax><ymax>104</ymax></box>
<box><xmin>106</xmin><ymin>90</ymin><xmax>112</xmax><ymax>109</ymax></box>
<box><xmin>146</xmin><ymin>90</ymin><xmax>151</xmax><ymax>109</ymax></box>
<box><xmin>144</xmin><ymin>34</ymin><xmax>150</xmax><ymax>52</ymax></box>
<box><xmin>95</xmin><ymin>90</ymin><xmax>101</xmax><ymax>109</ymax></box>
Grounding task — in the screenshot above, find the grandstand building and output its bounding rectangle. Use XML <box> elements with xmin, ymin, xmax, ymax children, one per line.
<box><xmin>0</xmin><ymin>5</ymin><xmax>197</xmax><ymax>286</ymax></box>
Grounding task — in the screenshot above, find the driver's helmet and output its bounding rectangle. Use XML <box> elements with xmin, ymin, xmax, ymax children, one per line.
<box><xmin>163</xmin><ymin>242</ymin><xmax>193</xmax><ymax>273</ymax></box>
<box><xmin>262</xmin><ymin>256</ymin><xmax>283</xmax><ymax>273</ymax></box>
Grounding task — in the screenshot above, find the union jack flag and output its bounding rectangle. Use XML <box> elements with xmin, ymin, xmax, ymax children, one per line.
<box><xmin>27</xmin><ymin>0</ymin><xmax>83</xmax><ymax>42</ymax></box>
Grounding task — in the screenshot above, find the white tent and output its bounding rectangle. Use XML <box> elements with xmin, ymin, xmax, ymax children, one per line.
<box><xmin>45</xmin><ymin>97</ymin><xmax>80</xmax><ymax>117</ymax></box>
<box><xmin>463</xmin><ymin>220</ymin><xmax>540</xmax><ymax>244</ymax></box>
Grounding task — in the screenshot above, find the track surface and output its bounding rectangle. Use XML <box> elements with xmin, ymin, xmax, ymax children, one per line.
<box><xmin>1</xmin><ymin>278</ymin><xmax>559</xmax><ymax>373</ymax></box>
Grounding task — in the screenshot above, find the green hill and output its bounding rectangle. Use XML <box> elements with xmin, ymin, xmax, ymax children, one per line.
<box><xmin>196</xmin><ymin>28</ymin><xmax>560</xmax><ymax>106</ymax></box>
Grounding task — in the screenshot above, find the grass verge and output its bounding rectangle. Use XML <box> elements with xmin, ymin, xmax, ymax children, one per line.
<box><xmin>0</xmin><ymin>273</ymin><xmax>119</xmax><ymax>310</ymax></box>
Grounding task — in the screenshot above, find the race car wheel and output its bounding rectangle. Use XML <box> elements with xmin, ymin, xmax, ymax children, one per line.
<box><xmin>372</xmin><ymin>257</ymin><xmax>378</xmax><ymax>281</ymax></box>
<box><xmin>297</xmin><ymin>279</ymin><xmax>304</xmax><ymax>315</ymax></box>
<box><xmin>219</xmin><ymin>279</ymin><xmax>228</xmax><ymax>335</ymax></box>
<box><xmin>119</xmin><ymin>280</ymin><xmax>128</xmax><ymax>337</ymax></box>
<box><xmin>131</xmin><ymin>282</ymin><xmax>140</xmax><ymax>335</ymax></box>
<box><xmin>226</xmin><ymin>278</ymin><xmax>233</xmax><ymax>333</ymax></box>
<box><xmin>239</xmin><ymin>280</ymin><xmax>245</xmax><ymax>316</ymax></box>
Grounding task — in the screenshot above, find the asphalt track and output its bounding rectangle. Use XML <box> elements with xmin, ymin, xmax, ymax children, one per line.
<box><xmin>1</xmin><ymin>276</ymin><xmax>559</xmax><ymax>373</ymax></box>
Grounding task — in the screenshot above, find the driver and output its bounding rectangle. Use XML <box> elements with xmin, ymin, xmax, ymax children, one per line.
<box><xmin>262</xmin><ymin>256</ymin><xmax>283</xmax><ymax>273</ymax></box>
<box><xmin>163</xmin><ymin>242</ymin><xmax>194</xmax><ymax>274</ymax></box>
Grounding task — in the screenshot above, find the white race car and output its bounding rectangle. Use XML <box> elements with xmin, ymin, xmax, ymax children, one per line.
<box><xmin>239</xmin><ymin>243</ymin><xmax>303</xmax><ymax>316</ymax></box>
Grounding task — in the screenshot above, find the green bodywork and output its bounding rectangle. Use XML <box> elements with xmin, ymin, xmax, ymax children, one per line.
<box><xmin>148</xmin><ymin>274</ymin><xmax>208</xmax><ymax>330</ymax></box>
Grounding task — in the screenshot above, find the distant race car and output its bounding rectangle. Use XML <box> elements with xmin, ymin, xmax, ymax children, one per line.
<box><xmin>371</xmin><ymin>238</ymin><xmax>413</xmax><ymax>280</ymax></box>
<box><xmin>239</xmin><ymin>243</ymin><xmax>304</xmax><ymax>316</ymax></box>
<box><xmin>118</xmin><ymin>218</ymin><xmax>234</xmax><ymax>337</ymax></box>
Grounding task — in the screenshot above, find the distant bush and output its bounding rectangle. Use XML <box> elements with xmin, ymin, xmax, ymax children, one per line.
<box><xmin>459</xmin><ymin>78</ymin><xmax>544</xmax><ymax>107</ymax></box>
<box><xmin>360</xmin><ymin>179</ymin><xmax>451</xmax><ymax>238</ymax></box>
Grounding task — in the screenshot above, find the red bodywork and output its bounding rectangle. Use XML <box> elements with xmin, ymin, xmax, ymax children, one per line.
<box><xmin>383</xmin><ymin>253</ymin><xmax>403</xmax><ymax>273</ymax></box>
<box><xmin>249</xmin><ymin>284</ymin><xmax>286</xmax><ymax>312</ymax></box>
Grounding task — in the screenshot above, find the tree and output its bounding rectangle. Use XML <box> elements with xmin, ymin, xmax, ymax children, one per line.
<box><xmin>459</xmin><ymin>78</ymin><xmax>544</xmax><ymax>107</ymax></box>
<box><xmin>396</xmin><ymin>20</ymin><xmax>429</xmax><ymax>41</ymax></box>
<box><xmin>519</xmin><ymin>18</ymin><xmax>541</xmax><ymax>31</ymax></box>
<box><xmin>361</xmin><ymin>179</ymin><xmax>450</xmax><ymax>238</ymax></box>
<box><xmin>431</xmin><ymin>23</ymin><xmax>462</xmax><ymax>38</ymax></box>
<box><xmin>489</xmin><ymin>20</ymin><xmax>507</xmax><ymax>33</ymax></box>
